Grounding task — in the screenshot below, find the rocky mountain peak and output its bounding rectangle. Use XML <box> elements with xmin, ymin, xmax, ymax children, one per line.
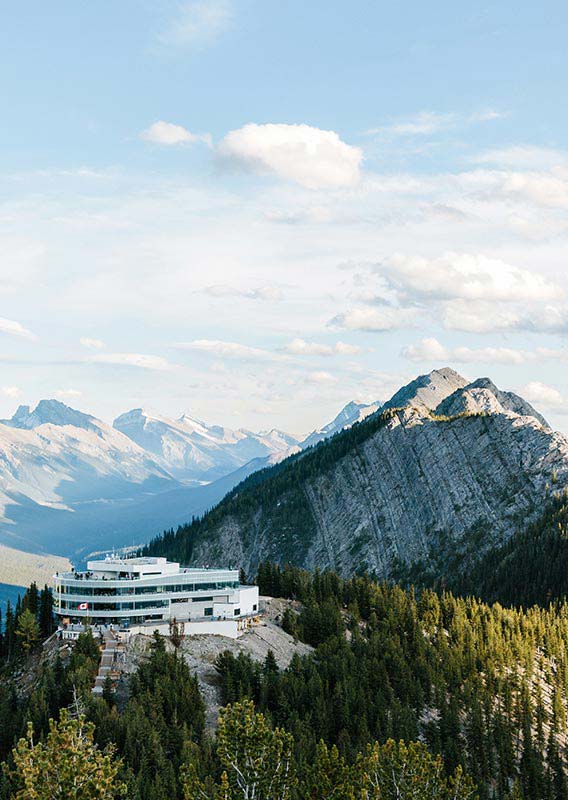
<box><xmin>383</xmin><ymin>367</ymin><xmax>468</xmax><ymax>413</ymax></box>
<box><xmin>2</xmin><ymin>399</ymin><xmax>98</xmax><ymax>432</ymax></box>
<box><xmin>435</xmin><ymin>378</ymin><xmax>549</xmax><ymax>427</ymax></box>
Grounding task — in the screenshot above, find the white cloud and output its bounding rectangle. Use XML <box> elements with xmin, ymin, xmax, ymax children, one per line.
<box><xmin>88</xmin><ymin>353</ymin><xmax>176</xmax><ymax>371</ymax></box>
<box><xmin>80</xmin><ymin>337</ymin><xmax>105</xmax><ymax>350</ymax></box>
<box><xmin>1</xmin><ymin>386</ymin><xmax>20</xmax><ymax>398</ymax></box>
<box><xmin>158</xmin><ymin>0</ymin><xmax>233</xmax><ymax>48</ymax></box>
<box><xmin>402</xmin><ymin>338</ymin><xmax>449</xmax><ymax>362</ymax></box>
<box><xmin>283</xmin><ymin>338</ymin><xmax>361</xmax><ymax>356</ymax></box>
<box><xmin>174</xmin><ymin>339</ymin><xmax>279</xmax><ymax>361</ymax></box>
<box><xmin>441</xmin><ymin>301</ymin><xmax>522</xmax><ymax>333</ymax></box>
<box><xmin>372</xmin><ymin>111</ymin><xmax>456</xmax><ymax>136</ymax></box>
<box><xmin>218</xmin><ymin>123</ymin><xmax>363</xmax><ymax>189</ymax></box>
<box><xmin>55</xmin><ymin>388</ymin><xmax>83</xmax><ymax>399</ymax></box>
<box><xmin>521</xmin><ymin>381</ymin><xmax>564</xmax><ymax>408</ymax></box>
<box><xmin>380</xmin><ymin>252</ymin><xmax>558</xmax><ymax>303</ymax></box>
<box><xmin>402</xmin><ymin>337</ymin><xmax>531</xmax><ymax>365</ymax></box>
<box><xmin>330</xmin><ymin>306</ymin><xmax>420</xmax><ymax>332</ymax></box>
<box><xmin>334</xmin><ymin>341</ymin><xmax>361</xmax><ymax>355</ymax></box>
<box><xmin>140</xmin><ymin>121</ymin><xmax>211</xmax><ymax>147</ymax></box>
<box><xmin>456</xmin><ymin>166</ymin><xmax>568</xmax><ymax>210</ymax></box>
<box><xmin>203</xmin><ymin>284</ymin><xmax>283</xmax><ymax>301</ymax></box>
<box><xmin>440</xmin><ymin>301</ymin><xmax>568</xmax><ymax>335</ymax></box>
<box><xmin>403</xmin><ymin>338</ymin><xmax>568</xmax><ymax>366</ymax></box>
<box><xmin>0</xmin><ymin>317</ymin><xmax>38</xmax><ymax>342</ymax></box>
<box><xmin>368</xmin><ymin>109</ymin><xmax>505</xmax><ymax>136</ymax></box>
<box><xmin>472</xmin><ymin>146</ymin><xmax>568</xmax><ymax>170</ymax></box>
<box><xmin>307</xmin><ymin>371</ymin><xmax>337</xmax><ymax>384</ymax></box>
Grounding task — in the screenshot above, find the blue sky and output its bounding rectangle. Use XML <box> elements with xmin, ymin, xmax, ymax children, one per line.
<box><xmin>1</xmin><ymin>0</ymin><xmax>568</xmax><ymax>433</ymax></box>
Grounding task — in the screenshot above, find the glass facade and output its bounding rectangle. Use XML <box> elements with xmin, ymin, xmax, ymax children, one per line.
<box><xmin>53</xmin><ymin>559</ymin><xmax>253</xmax><ymax>628</ymax></box>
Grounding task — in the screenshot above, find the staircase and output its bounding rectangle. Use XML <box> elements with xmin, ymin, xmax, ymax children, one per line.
<box><xmin>91</xmin><ymin>628</ymin><xmax>125</xmax><ymax>696</ymax></box>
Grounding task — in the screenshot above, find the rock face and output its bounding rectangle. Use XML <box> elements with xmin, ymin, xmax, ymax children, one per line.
<box><xmin>172</xmin><ymin>369</ymin><xmax>565</xmax><ymax>580</ymax></box>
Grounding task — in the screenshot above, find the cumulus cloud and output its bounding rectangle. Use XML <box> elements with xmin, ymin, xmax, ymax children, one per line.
<box><xmin>0</xmin><ymin>317</ymin><xmax>38</xmax><ymax>342</ymax></box>
<box><xmin>217</xmin><ymin>123</ymin><xmax>363</xmax><ymax>189</ymax></box>
<box><xmin>440</xmin><ymin>301</ymin><xmax>522</xmax><ymax>334</ymax></box>
<box><xmin>330</xmin><ymin>306</ymin><xmax>420</xmax><ymax>332</ymax></box>
<box><xmin>456</xmin><ymin>166</ymin><xmax>568</xmax><ymax>210</ymax></box>
<box><xmin>440</xmin><ymin>301</ymin><xmax>568</xmax><ymax>335</ymax></box>
<box><xmin>402</xmin><ymin>337</ymin><xmax>531</xmax><ymax>365</ymax></box>
<box><xmin>379</xmin><ymin>252</ymin><xmax>558</xmax><ymax>304</ymax></box>
<box><xmin>140</xmin><ymin>121</ymin><xmax>211</xmax><ymax>147</ymax></box>
<box><xmin>174</xmin><ymin>339</ymin><xmax>280</xmax><ymax>361</ymax></box>
<box><xmin>80</xmin><ymin>337</ymin><xmax>105</xmax><ymax>350</ymax></box>
<box><xmin>403</xmin><ymin>338</ymin><xmax>568</xmax><ymax>366</ymax></box>
<box><xmin>335</xmin><ymin>253</ymin><xmax>564</xmax><ymax>336</ymax></box>
<box><xmin>521</xmin><ymin>381</ymin><xmax>565</xmax><ymax>409</ymax></box>
<box><xmin>89</xmin><ymin>353</ymin><xmax>176</xmax><ymax>371</ymax></box>
<box><xmin>283</xmin><ymin>338</ymin><xmax>361</xmax><ymax>356</ymax></box>
<box><xmin>158</xmin><ymin>0</ymin><xmax>233</xmax><ymax>47</ymax></box>
<box><xmin>55</xmin><ymin>388</ymin><xmax>83</xmax><ymax>399</ymax></box>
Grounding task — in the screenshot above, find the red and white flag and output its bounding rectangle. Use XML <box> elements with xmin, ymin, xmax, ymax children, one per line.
<box><xmin>78</xmin><ymin>602</ymin><xmax>89</xmax><ymax>611</ymax></box>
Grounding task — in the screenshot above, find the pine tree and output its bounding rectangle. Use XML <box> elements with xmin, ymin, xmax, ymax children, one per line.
<box><xmin>186</xmin><ymin>700</ymin><xmax>296</xmax><ymax>800</ymax></box>
<box><xmin>15</xmin><ymin>608</ymin><xmax>40</xmax><ymax>654</ymax></box>
<box><xmin>39</xmin><ymin>586</ymin><xmax>54</xmax><ymax>639</ymax></box>
<box><xmin>5</xmin><ymin>710</ymin><xmax>126</xmax><ymax>799</ymax></box>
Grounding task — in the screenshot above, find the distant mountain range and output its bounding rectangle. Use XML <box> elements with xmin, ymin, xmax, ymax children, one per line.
<box><xmin>0</xmin><ymin>396</ymin><xmax>381</xmax><ymax>562</ymax></box>
<box><xmin>146</xmin><ymin>367</ymin><xmax>562</xmax><ymax>585</ymax></box>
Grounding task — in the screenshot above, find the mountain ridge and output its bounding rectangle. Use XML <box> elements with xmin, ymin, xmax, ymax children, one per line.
<box><xmin>145</xmin><ymin>368</ymin><xmax>564</xmax><ymax>583</ymax></box>
<box><xmin>0</xmin><ymin>396</ymin><xmax>378</xmax><ymax>560</ymax></box>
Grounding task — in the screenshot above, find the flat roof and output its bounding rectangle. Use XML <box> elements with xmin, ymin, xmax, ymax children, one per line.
<box><xmin>89</xmin><ymin>556</ymin><xmax>168</xmax><ymax>566</ymax></box>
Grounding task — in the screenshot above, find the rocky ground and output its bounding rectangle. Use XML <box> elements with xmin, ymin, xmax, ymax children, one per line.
<box><xmin>115</xmin><ymin>597</ymin><xmax>312</xmax><ymax>730</ymax></box>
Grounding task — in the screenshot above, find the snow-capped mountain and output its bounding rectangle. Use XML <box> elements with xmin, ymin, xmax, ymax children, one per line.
<box><xmin>113</xmin><ymin>408</ymin><xmax>299</xmax><ymax>482</ymax></box>
<box><xmin>0</xmin><ymin>400</ymin><xmax>173</xmax><ymax>510</ymax></box>
<box><xmin>0</xmin><ymin>398</ymin><xmax>381</xmax><ymax>561</ymax></box>
<box><xmin>300</xmin><ymin>399</ymin><xmax>384</xmax><ymax>449</ymax></box>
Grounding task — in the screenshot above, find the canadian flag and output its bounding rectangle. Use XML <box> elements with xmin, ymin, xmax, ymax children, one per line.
<box><xmin>78</xmin><ymin>602</ymin><xmax>89</xmax><ymax>611</ymax></box>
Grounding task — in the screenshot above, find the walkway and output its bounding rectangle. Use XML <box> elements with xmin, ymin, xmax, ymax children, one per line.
<box><xmin>91</xmin><ymin>628</ymin><xmax>126</xmax><ymax>696</ymax></box>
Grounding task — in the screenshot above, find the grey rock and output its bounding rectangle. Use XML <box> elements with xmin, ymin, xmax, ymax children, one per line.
<box><xmin>186</xmin><ymin>369</ymin><xmax>564</xmax><ymax>580</ymax></box>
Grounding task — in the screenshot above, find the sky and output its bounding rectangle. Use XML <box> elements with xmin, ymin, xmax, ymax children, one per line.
<box><xmin>1</xmin><ymin>0</ymin><xmax>568</xmax><ymax>435</ymax></box>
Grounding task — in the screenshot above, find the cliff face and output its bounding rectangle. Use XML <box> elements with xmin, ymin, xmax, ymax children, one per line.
<box><xmin>154</xmin><ymin>368</ymin><xmax>567</xmax><ymax>580</ymax></box>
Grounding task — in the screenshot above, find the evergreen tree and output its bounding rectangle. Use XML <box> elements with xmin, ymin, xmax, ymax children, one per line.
<box><xmin>6</xmin><ymin>710</ymin><xmax>126</xmax><ymax>799</ymax></box>
<box><xmin>15</xmin><ymin>609</ymin><xmax>40</xmax><ymax>654</ymax></box>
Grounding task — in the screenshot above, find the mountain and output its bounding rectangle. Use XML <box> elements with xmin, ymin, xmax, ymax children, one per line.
<box><xmin>146</xmin><ymin>368</ymin><xmax>563</xmax><ymax>582</ymax></box>
<box><xmin>113</xmin><ymin>408</ymin><xmax>299</xmax><ymax>482</ymax></box>
<box><xmin>0</xmin><ymin>399</ymin><xmax>360</xmax><ymax>563</ymax></box>
<box><xmin>0</xmin><ymin>400</ymin><xmax>179</xmax><ymax>556</ymax></box>
<box><xmin>3</xmin><ymin>399</ymin><xmax>101</xmax><ymax>433</ymax></box>
<box><xmin>300</xmin><ymin>399</ymin><xmax>383</xmax><ymax>449</ymax></box>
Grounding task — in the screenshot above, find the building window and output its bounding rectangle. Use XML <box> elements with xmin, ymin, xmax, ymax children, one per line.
<box><xmin>253</xmin><ymin>604</ymin><xmax>257</xmax><ymax>611</ymax></box>
<box><xmin>193</xmin><ymin>596</ymin><xmax>213</xmax><ymax>602</ymax></box>
<box><xmin>204</xmin><ymin>607</ymin><xmax>213</xmax><ymax>617</ymax></box>
<box><xmin>234</xmin><ymin>608</ymin><xmax>241</xmax><ymax>616</ymax></box>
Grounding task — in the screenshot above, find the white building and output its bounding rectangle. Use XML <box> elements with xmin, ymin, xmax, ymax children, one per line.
<box><xmin>53</xmin><ymin>556</ymin><xmax>259</xmax><ymax>634</ymax></box>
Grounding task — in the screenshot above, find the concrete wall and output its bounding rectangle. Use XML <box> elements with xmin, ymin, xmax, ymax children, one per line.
<box><xmin>122</xmin><ymin>619</ymin><xmax>240</xmax><ymax>639</ymax></box>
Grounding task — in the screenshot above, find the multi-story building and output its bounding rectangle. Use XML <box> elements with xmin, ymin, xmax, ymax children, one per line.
<box><xmin>53</xmin><ymin>556</ymin><xmax>259</xmax><ymax>630</ymax></box>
